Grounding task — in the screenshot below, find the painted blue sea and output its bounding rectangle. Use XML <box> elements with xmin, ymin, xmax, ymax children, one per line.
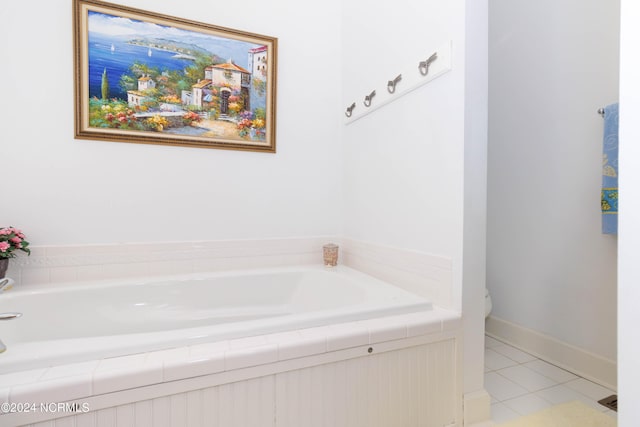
<box><xmin>88</xmin><ymin>33</ymin><xmax>197</xmax><ymax>100</ymax></box>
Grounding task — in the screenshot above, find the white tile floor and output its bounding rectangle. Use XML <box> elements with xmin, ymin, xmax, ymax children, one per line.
<box><xmin>485</xmin><ymin>335</ymin><xmax>617</xmax><ymax>424</ymax></box>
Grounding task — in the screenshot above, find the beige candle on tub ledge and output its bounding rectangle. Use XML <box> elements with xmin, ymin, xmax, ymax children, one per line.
<box><xmin>323</xmin><ymin>243</ymin><xmax>339</xmax><ymax>267</ymax></box>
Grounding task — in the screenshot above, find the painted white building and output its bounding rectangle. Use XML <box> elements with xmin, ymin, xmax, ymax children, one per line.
<box><xmin>190</xmin><ymin>59</ymin><xmax>251</xmax><ymax>113</ymax></box>
<box><xmin>248</xmin><ymin>46</ymin><xmax>268</xmax><ymax>80</ymax></box>
<box><xmin>127</xmin><ymin>76</ymin><xmax>156</xmax><ymax>107</ymax></box>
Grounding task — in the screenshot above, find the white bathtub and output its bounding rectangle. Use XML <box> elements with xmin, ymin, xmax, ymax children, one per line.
<box><xmin>0</xmin><ymin>265</ymin><xmax>431</xmax><ymax>374</ymax></box>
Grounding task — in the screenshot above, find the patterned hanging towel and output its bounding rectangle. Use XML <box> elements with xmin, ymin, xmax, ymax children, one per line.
<box><xmin>601</xmin><ymin>102</ymin><xmax>619</xmax><ymax>234</ymax></box>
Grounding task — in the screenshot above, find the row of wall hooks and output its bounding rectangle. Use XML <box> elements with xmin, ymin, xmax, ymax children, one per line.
<box><xmin>346</xmin><ymin>52</ymin><xmax>438</xmax><ymax>117</ymax></box>
<box><xmin>344</xmin><ymin>41</ymin><xmax>452</xmax><ymax>123</ymax></box>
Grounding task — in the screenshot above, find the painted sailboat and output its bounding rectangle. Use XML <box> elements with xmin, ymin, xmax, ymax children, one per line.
<box><xmin>148</xmin><ymin>48</ymin><xmax>152</xmax><ymax>57</ymax></box>
<box><xmin>110</xmin><ymin>43</ymin><xmax>115</xmax><ymax>52</ymax></box>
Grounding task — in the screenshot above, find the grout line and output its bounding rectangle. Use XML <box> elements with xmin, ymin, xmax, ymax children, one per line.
<box><xmin>485</xmin><ymin>335</ymin><xmax>615</xmax><ymax>419</ymax></box>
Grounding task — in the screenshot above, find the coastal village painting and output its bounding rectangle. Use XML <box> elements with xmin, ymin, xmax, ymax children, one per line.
<box><xmin>74</xmin><ymin>0</ymin><xmax>277</xmax><ymax>152</ymax></box>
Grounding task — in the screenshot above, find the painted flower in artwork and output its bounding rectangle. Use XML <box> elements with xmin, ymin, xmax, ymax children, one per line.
<box><xmin>182</xmin><ymin>111</ymin><xmax>202</xmax><ymax>126</ymax></box>
<box><xmin>145</xmin><ymin>115</ymin><xmax>169</xmax><ymax>132</ymax></box>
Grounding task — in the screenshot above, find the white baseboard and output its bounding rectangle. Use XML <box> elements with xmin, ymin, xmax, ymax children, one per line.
<box><xmin>463</xmin><ymin>389</ymin><xmax>492</xmax><ymax>426</ymax></box>
<box><xmin>485</xmin><ymin>316</ymin><xmax>617</xmax><ymax>390</ymax></box>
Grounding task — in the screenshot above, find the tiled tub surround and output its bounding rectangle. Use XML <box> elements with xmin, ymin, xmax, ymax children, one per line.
<box><xmin>0</xmin><ymin>265</ymin><xmax>431</xmax><ymax>373</ymax></box>
<box><xmin>0</xmin><ymin>237</ymin><xmax>459</xmax><ymax>426</ymax></box>
<box><xmin>4</xmin><ymin>238</ymin><xmax>340</xmax><ymax>289</ymax></box>
<box><xmin>5</xmin><ymin>237</ymin><xmax>454</xmax><ymax>309</ymax></box>
<box><xmin>0</xmin><ymin>309</ymin><xmax>462</xmax><ymax>427</ymax></box>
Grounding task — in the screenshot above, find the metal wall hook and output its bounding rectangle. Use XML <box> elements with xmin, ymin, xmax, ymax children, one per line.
<box><xmin>363</xmin><ymin>90</ymin><xmax>376</xmax><ymax>107</ymax></box>
<box><xmin>0</xmin><ymin>312</ymin><xmax>22</xmax><ymax>321</ymax></box>
<box><xmin>418</xmin><ymin>52</ymin><xmax>438</xmax><ymax>76</ymax></box>
<box><xmin>387</xmin><ymin>74</ymin><xmax>402</xmax><ymax>94</ymax></box>
<box><xmin>345</xmin><ymin>102</ymin><xmax>356</xmax><ymax>118</ymax></box>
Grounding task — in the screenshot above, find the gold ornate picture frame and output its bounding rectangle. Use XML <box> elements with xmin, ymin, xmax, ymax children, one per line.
<box><xmin>73</xmin><ymin>0</ymin><xmax>277</xmax><ymax>152</ymax></box>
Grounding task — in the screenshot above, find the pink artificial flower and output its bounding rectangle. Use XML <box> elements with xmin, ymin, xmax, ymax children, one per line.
<box><xmin>15</xmin><ymin>243</ymin><xmax>22</xmax><ymax>249</ymax></box>
<box><xmin>10</xmin><ymin>237</ymin><xmax>22</xmax><ymax>244</ymax></box>
<box><xmin>0</xmin><ymin>242</ymin><xmax>10</xmax><ymax>252</ymax></box>
<box><xmin>0</xmin><ymin>228</ymin><xmax>10</xmax><ymax>235</ymax></box>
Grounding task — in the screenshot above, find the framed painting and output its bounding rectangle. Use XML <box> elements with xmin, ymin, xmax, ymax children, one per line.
<box><xmin>73</xmin><ymin>0</ymin><xmax>277</xmax><ymax>152</ymax></box>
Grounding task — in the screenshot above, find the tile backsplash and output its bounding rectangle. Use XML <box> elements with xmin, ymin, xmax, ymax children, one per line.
<box><xmin>5</xmin><ymin>237</ymin><xmax>336</xmax><ymax>288</ymax></box>
<box><xmin>4</xmin><ymin>236</ymin><xmax>454</xmax><ymax>310</ymax></box>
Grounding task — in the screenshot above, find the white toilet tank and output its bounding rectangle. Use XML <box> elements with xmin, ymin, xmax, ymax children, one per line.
<box><xmin>485</xmin><ymin>288</ymin><xmax>492</xmax><ymax>318</ymax></box>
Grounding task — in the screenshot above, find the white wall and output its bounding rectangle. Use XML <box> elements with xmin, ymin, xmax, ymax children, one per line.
<box><xmin>0</xmin><ymin>0</ymin><xmax>343</xmax><ymax>245</ymax></box>
<box><xmin>341</xmin><ymin>1</ymin><xmax>465</xmax><ymax>262</ymax></box>
<box><xmin>618</xmin><ymin>0</ymin><xmax>640</xmax><ymax>423</ymax></box>
<box><xmin>487</xmin><ymin>0</ymin><xmax>619</xmax><ymax>364</ymax></box>
<box><xmin>341</xmin><ymin>0</ymin><xmax>488</xmax><ymax>402</ymax></box>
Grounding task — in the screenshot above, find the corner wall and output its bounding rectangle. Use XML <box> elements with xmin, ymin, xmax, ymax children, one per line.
<box><xmin>341</xmin><ymin>0</ymin><xmax>465</xmax><ymax>266</ymax></box>
<box><xmin>340</xmin><ymin>0</ymin><xmax>489</xmax><ymax>418</ymax></box>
